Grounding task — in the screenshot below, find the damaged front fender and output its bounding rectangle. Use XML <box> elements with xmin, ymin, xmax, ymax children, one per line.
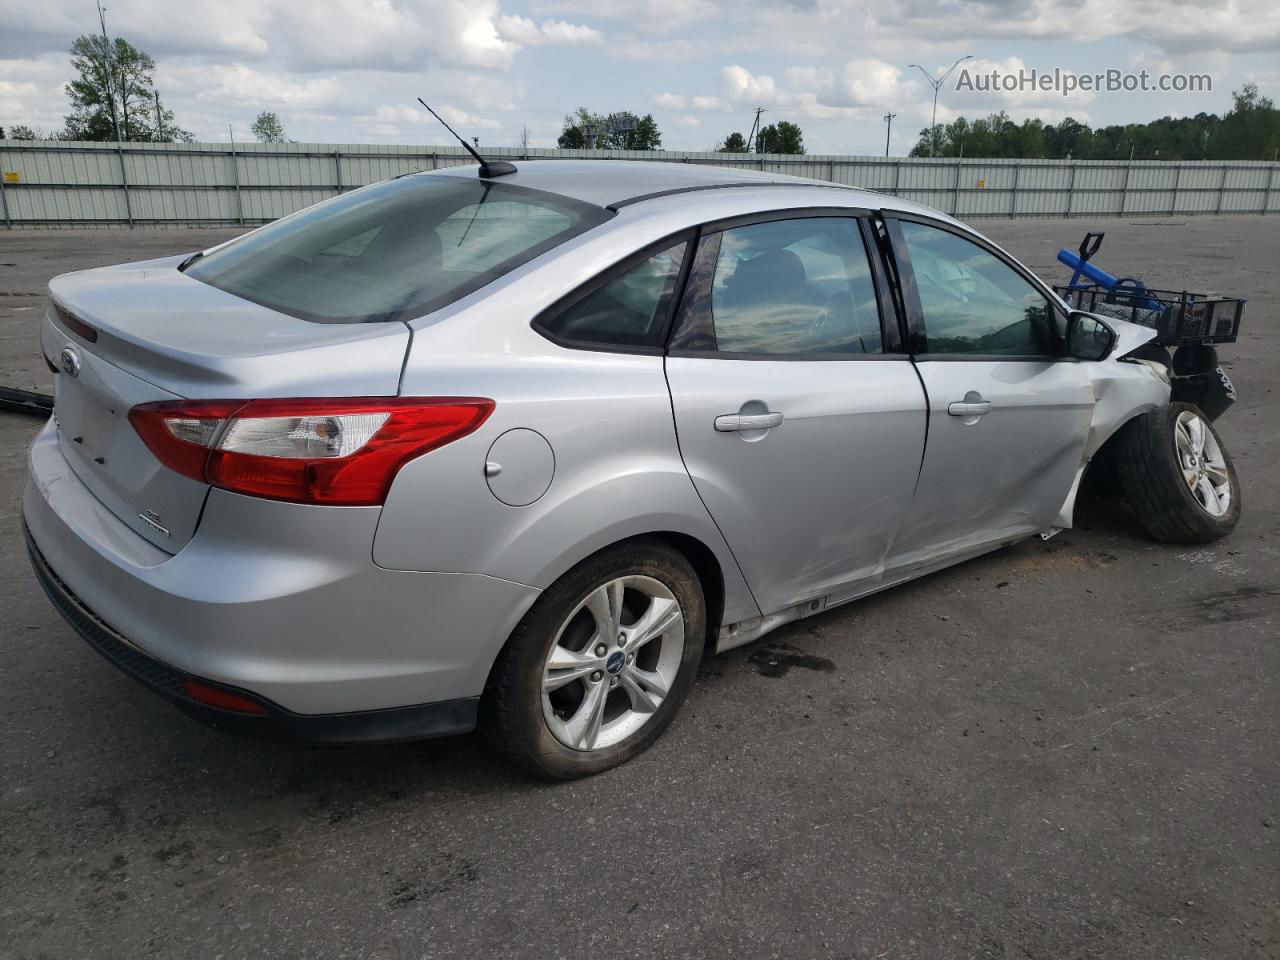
<box><xmin>1053</xmin><ymin>317</ymin><xmax>1171</xmax><ymax>527</ymax></box>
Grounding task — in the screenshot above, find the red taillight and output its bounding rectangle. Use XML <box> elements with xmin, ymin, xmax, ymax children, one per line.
<box><xmin>182</xmin><ymin>678</ymin><xmax>269</xmax><ymax>715</ymax></box>
<box><xmin>129</xmin><ymin>397</ymin><xmax>494</xmax><ymax>505</ymax></box>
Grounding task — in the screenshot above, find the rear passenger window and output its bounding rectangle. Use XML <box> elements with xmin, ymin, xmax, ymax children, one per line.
<box><xmin>669</xmin><ymin>217</ymin><xmax>883</xmax><ymax>356</ymax></box>
<box><xmin>536</xmin><ymin>241</ymin><xmax>687</xmax><ymax>350</ymax></box>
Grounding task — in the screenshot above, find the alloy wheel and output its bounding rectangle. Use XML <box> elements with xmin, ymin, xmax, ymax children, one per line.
<box><xmin>1174</xmin><ymin>410</ymin><xmax>1231</xmax><ymax>518</ymax></box>
<box><xmin>541</xmin><ymin>575</ymin><xmax>685</xmax><ymax>752</ymax></box>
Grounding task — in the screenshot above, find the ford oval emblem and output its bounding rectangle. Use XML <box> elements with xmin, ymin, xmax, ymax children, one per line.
<box><xmin>59</xmin><ymin>347</ymin><xmax>81</xmax><ymax>379</ymax></box>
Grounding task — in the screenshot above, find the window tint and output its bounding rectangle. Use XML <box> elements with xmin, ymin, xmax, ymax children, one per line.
<box><xmin>898</xmin><ymin>221</ymin><xmax>1055</xmax><ymax>356</ymax></box>
<box><xmin>538</xmin><ymin>241</ymin><xmax>687</xmax><ymax>349</ymax></box>
<box><xmin>185</xmin><ymin>176</ymin><xmax>607</xmax><ymax>324</ymax></box>
<box><xmin>669</xmin><ymin>217</ymin><xmax>883</xmax><ymax>356</ymax></box>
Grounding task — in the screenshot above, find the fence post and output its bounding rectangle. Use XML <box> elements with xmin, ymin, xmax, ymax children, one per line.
<box><xmin>1009</xmin><ymin>162</ymin><xmax>1020</xmax><ymax>218</ymax></box>
<box><xmin>228</xmin><ymin>141</ymin><xmax>244</xmax><ymax>225</ymax></box>
<box><xmin>892</xmin><ymin>160</ymin><xmax>901</xmax><ymax>197</ymax></box>
<box><xmin>1264</xmin><ymin>164</ymin><xmax>1277</xmax><ymax>214</ymax></box>
<box><xmin>1172</xmin><ymin>163</ymin><xmax>1183</xmax><ymax>215</ymax></box>
<box><xmin>0</xmin><ymin>166</ymin><xmax>10</xmax><ymax>229</ymax></box>
<box><xmin>952</xmin><ymin>159</ymin><xmax>962</xmax><ymax>216</ymax></box>
<box><xmin>1118</xmin><ymin>160</ymin><xmax>1131</xmax><ymax>216</ymax></box>
<box><xmin>1065</xmin><ymin>161</ymin><xmax>1076</xmax><ymax>217</ymax></box>
<box><xmin>116</xmin><ymin>141</ymin><xmax>133</xmax><ymax>227</ymax></box>
<box><xmin>1215</xmin><ymin>165</ymin><xmax>1228</xmax><ymax>215</ymax></box>
<box><xmin>334</xmin><ymin>150</ymin><xmax>343</xmax><ymax>196</ymax></box>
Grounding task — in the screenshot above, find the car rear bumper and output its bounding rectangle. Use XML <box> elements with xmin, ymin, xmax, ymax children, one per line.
<box><xmin>26</xmin><ymin>523</ymin><xmax>478</xmax><ymax>743</ymax></box>
<box><xmin>23</xmin><ymin>418</ymin><xmax>541</xmax><ymax>726</ymax></box>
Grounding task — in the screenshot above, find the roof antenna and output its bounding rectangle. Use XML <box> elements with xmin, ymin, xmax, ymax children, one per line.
<box><xmin>416</xmin><ymin>98</ymin><xmax>516</xmax><ymax>179</ymax></box>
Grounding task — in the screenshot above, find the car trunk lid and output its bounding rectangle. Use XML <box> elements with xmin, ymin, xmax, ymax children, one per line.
<box><xmin>44</xmin><ymin>256</ymin><xmax>411</xmax><ymax>552</ymax></box>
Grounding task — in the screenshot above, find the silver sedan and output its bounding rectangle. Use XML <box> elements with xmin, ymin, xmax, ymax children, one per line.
<box><xmin>25</xmin><ymin>160</ymin><xmax>1239</xmax><ymax>778</ymax></box>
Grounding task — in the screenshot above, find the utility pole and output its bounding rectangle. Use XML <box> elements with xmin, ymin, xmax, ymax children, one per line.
<box><xmin>907</xmin><ymin>55</ymin><xmax>973</xmax><ymax>158</ymax></box>
<box><xmin>747</xmin><ymin>107</ymin><xmax>765</xmax><ymax>153</ymax></box>
<box><xmin>153</xmin><ymin>89</ymin><xmax>163</xmax><ymax>142</ymax></box>
<box><xmin>883</xmin><ymin>112</ymin><xmax>896</xmax><ymax>157</ymax></box>
<box><xmin>96</xmin><ymin>0</ymin><xmax>123</xmax><ymax>142</ymax></box>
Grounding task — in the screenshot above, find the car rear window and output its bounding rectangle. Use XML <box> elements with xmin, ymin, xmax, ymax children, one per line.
<box><xmin>184</xmin><ymin>175</ymin><xmax>610</xmax><ymax>323</ymax></box>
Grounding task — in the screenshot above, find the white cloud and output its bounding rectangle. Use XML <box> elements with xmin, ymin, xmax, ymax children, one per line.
<box><xmin>677</xmin><ymin>114</ymin><xmax>700</xmax><ymax>127</ymax></box>
<box><xmin>691</xmin><ymin>95</ymin><xmax>725</xmax><ymax>111</ymax></box>
<box><xmin>653</xmin><ymin>92</ymin><xmax>687</xmax><ymax>109</ymax></box>
<box><xmin>532</xmin><ymin>0</ymin><xmax>718</xmax><ymax>34</ymax></box>
<box><xmin>721</xmin><ymin>65</ymin><xmax>780</xmax><ymax>104</ymax></box>
<box><xmin>497</xmin><ymin>15</ymin><xmax>602</xmax><ymax>46</ymax></box>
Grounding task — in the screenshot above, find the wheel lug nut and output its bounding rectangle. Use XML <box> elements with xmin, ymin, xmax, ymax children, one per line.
<box><xmin>594</xmin><ymin>643</ymin><xmax>607</xmax><ymax>657</ymax></box>
<box><xmin>617</xmin><ymin>632</ymin><xmax>626</xmax><ymax>646</ymax></box>
<box><xmin>626</xmin><ymin>653</ymin><xmax>634</xmax><ymax>664</ymax></box>
<box><xmin>590</xmin><ymin>670</ymin><xmax>603</xmax><ymax>683</ymax></box>
<box><xmin>609</xmin><ymin>676</ymin><xmax>619</xmax><ymax>687</ymax></box>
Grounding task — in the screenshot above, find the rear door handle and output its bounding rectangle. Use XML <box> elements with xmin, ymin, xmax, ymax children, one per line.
<box><xmin>714</xmin><ymin>411</ymin><xmax>784</xmax><ymax>432</ymax></box>
<box><xmin>947</xmin><ymin>400</ymin><xmax>992</xmax><ymax>417</ymax></box>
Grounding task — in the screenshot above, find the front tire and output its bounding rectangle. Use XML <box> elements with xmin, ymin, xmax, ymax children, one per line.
<box><xmin>480</xmin><ymin>539</ymin><xmax>706</xmax><ymax>780</ymax></box>
<box><xmin>1115</xmin><ymin>402</ymin><xmax>1240</xmax><ymax>544</ymax></box>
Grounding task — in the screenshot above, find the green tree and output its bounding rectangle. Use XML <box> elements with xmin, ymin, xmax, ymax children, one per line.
<box><xmin>718</xmin><ymin>131</ymin><xmax>747</xmax><ymax>152</ymax></box>
<box><xmin>557</xmin><ymin>108</ymin><xmax>662</xmax><ymax>150</ymax></box>
<box><xmin>62</xmin><ymin>34</ymin><xmax>191</xmax><ymax>142</ymax></box>
<box><xmin>7</xmin><ymin>124</ymin><xmax>37</xmax><ymax>140</ymax></box>
<box><xmin>251</xmin><ymin>111</ymin><xmax>288</xmax><ymax>143</ymax></box>
<box><xmin>757</xmin><ymin>121</ymin><xmax>804</xmax><ymax>154</ymax></box>
<box><xmin>907</xmin><ymin>88</ymin><xmax>1279</xmax><ymax>160</ymax></box>
<box><xmin>1209</xmin><ymin>84</ymin><xmax>1280</xmax><ymax>159</ymax></box>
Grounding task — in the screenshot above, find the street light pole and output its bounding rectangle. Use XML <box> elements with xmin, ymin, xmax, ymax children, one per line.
<box><xmin>883</xmin><ymin>113</ymin><xmax>896</xmax><ymax>157</ymax></box>
<box><xmin>907</xmin><ymin>55</ymin><xmax>973</xmax><ymax>158</ymax></box>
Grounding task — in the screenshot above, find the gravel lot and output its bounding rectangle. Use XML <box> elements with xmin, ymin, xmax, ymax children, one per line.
<box><xmin>1</xmin><ymin>216</ymin><xmax>1276</xmax><ymax>960</ymax></box>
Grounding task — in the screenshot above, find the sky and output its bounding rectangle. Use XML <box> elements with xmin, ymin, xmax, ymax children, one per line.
<box><xmin>2</xmin><ymin>0</ymin><xmax>1278</xmax><ymax>154</ymax></box>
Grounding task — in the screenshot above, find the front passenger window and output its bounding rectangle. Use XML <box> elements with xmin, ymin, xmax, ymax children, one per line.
<box><xmin>898</xmin><ymin>221</ymin><xmax>1055</xmax><ymax>356</ymax></box>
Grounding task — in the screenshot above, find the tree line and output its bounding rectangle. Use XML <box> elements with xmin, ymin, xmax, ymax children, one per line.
<box><xmin>909</xmin><ymin>85</ymin><xmax>1280</xmax><ymax>161</ymax></box>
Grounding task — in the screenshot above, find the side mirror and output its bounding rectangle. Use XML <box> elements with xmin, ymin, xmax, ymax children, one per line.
<box><xmin>1066</xmin><ymin>310</ymin><xmax>1116</xmax><ymax>361</ymax></box>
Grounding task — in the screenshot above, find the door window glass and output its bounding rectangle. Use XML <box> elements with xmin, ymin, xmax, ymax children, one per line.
<box><xmin>670</xmin><ymin>218</ymin><xmax>882</xmax><ymax>355</ymax></box>
<box><xmin>898</xmin><ymin>221</ymin><xmax>1054</xmax><ymax>355</ymax></box>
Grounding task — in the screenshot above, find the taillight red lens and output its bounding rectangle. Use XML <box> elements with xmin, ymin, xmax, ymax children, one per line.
<box><xmin>129</xmin><ymin>397</ymin><xmax>494</xmax><ymax>505</ymax></box>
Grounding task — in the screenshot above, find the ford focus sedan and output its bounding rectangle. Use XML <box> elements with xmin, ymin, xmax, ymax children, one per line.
<box><xmin>25</xmin><ymin>160</ymin><xmax>1239</xmax><ymax>778</ymax></box>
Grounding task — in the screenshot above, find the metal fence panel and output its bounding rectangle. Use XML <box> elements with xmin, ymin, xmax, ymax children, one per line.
<box><xmin>0</xmin><ymin>139</ymin><xmax>1275</xmax><ymax>228</ymax></box>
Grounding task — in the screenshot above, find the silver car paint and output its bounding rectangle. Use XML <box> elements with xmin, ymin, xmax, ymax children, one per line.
<box><xmin>664</xmin><ymin>355</ymin><xmax>926</xmax><ymax>615</ymax></box>
<box><xmin>25</xmin><ymin>420</ymin><xmax>540</xmax><ymax>713</ymax></box>
<box><xmin>889</xmin><ymin>358</ymin><xmax>1095</xmax><ymax>568</ymax></box>
<box><xmin>24</xmin><ymin>161</ymin><xmax>1174</xmax><ymax>720</ymax></box>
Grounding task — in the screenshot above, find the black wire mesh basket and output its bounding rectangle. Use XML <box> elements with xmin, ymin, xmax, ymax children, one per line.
<box><xmin>1054</xmin><ymin>283</ymin><xmax>1244</xmax><ymax>346</ymax></box>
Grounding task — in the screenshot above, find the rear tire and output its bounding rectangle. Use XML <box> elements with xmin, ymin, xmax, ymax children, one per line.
<box><xmin>1115</xmin><ymin>401</ymin><xmax>1240</xmax><ymax>544</ymax></box>
<box><xmin>480</xmin><ymin>539</ymin><xmax>706</xmax><ymax>780</ymax></box>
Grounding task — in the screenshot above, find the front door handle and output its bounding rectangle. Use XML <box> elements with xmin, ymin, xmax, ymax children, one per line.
<box><xmin>714</xmin><ymin>411</ymin><xmax>784</xmax><ymax>432</ymax></box>
<box><xmin>947</xmin><ymin>400</ymin><xmax>992</xmax><ymax>417</ymax></box>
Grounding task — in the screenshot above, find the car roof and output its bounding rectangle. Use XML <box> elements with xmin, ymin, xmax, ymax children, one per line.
<box><xmin>423</xmin><ymin>158</ymin><xmax>888</xmax><ymax>211</ymax></box>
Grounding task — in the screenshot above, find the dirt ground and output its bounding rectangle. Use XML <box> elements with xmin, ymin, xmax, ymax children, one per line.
<box><xmin>0</xmin><ymin>215</ymin><xmax>1276</xmax><ymax>960</ymax></box>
